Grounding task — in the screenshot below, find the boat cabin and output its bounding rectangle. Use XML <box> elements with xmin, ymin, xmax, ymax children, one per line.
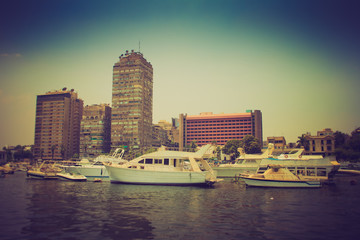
<box><xmin>126</xmin><ymin>156</ymin><xmax>194</xmax><ymax>171</ymax></box>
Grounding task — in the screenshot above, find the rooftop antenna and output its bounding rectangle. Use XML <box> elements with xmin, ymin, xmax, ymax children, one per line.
<box><xmin>138</xmin><ymin>41</ymin><xmax>141</xmax><ymax>53</ymax></box>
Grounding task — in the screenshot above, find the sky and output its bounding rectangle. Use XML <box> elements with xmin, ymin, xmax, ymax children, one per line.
<box><xmin>1</xmin><ymin>0</ymin><xmax>360</xmax><ymax>148</ymax></box>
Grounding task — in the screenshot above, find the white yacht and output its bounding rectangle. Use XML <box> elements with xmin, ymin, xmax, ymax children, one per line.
<box><xmin>65</xmin><ymin>149</ymin><xmax>126</xmax><ymax>179</ymax></box>
<box><xmin>277</xmin><ymin>149</ymin><xmax>323</xmax><ymax>160</ymax></box>
<box><xmin>214</xmin><ymin>145</ymin><xmax>329</xmax><ymax>178</ymax></box>
<box><xmin>213</xmin><ymin>144</ymin><xmax>275</xmax><ymax>178</ymax></box>
<box><xmin>104</xmin><ymin>145</ymin><xmax>220</xmax><ymax>186</ymax></box>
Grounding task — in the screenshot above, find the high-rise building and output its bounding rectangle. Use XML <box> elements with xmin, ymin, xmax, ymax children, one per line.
<box><xmin>111</xmin><ymin>50</ymin><xmax>153</xmax><ymax>148</ymax></box>
<box><xmin>80</xmin><ymin>104</ymin><xmax>111</xmax><ymax>158</ymax></box>
<box><xmin>179</xmin><ymin>110</ymin><xmax>262</xmax><ymax>149</ymax></box>
<box><xmin>34</xmin><ymin>88</ymin><xmax>83</xmax><ymax>160</ymax></box>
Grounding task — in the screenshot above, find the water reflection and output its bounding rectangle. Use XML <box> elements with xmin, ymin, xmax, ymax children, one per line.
<box><xmin>1</xmin><ymin>173</ymin><xmax>360</xmax><ymax>240</ymax></box>
<box><xmin>22</xmin><ymin>180</ymin><xmax>154</xmax><ymax>240</ymax></box>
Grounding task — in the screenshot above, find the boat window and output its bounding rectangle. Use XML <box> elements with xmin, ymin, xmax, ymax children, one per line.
<box><xmin>145</xmin><ymin>159</ymin><xmax>153</xmax><ymax>164</ymax></box>
<box><xmin>164</xmin><ymin>158</ymin><xmax>169</xmax><ymax>165</ymax></box>
<box><xmin>138</xmin><ymin>159</ymin><xmax>144</xmax><ymax>164</ymax></box>
<box><xmin>288</xmin><ymin>167</ymin><xmax>296</xmax><ymax>174</ymax></box>
<box><xmin>317</xmin><ymin>168</ymin><xmax>327</xmax><ymax>176</ymax></box>
<box><xmin>297</xmin><ymin>167</ymin><xmax>305</xmax><ymax>175</ymax></box>
<box><xmin>257</xmin><ymin>167</ymin><xmax>267</xmax><ymax>173</ymax></box>
<box><xmin>154</xmin><ymin>159</ymin><xmax>163</xmax><ymax>164</ymax></box>
<box><xmin>307</xmin><ymin>168</ymin><xmax>316</xmax><ymax>176</ymax></box>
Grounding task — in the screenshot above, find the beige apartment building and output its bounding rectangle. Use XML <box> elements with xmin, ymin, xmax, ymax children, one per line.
<box><xmin>111</xmin><ymin>50</ymin><xmax>153</xmax><ymax>148</ymax></box>
<box><xmin>152</xmin><ymin>124</ymin><xmax>169</xmax><ymax>147</ymax></box>
<box><xmin>80</xmin><ymin>104</ymin><xmax>111</xmax><ymax>158</ymax></box>
<box><xmin>267</xmin><ymin>136</ymin><xmax>287</xmax><ymax>150</ymax></box>
<box><xmin>34</xmin><ymin>88</ymin><xmax>83</xmax><ymax>160</ymax></box>
<box><xmin>304</xmin><ymin>128</ymin><xmax>335</xmax><ymax>155</ymax></box>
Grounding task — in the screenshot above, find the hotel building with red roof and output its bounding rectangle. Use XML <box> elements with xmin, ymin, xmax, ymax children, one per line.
<box><xmin>179</xmin><ymin>110</ymin><xmax>262</xmax><ymax>149</ymax></box>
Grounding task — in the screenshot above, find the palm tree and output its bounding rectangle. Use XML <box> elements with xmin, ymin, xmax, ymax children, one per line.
<box><xmin>60</xmin><ymin>145</ymin><xmax>66</xmax><ymax>160</ymax></box>
<box><xmin>297</xmin><ymin>134</ymin><xmax>309</xmax><ymax>150</ymax></box>
<box><xmin>40</xmin><ymin>148</ymin><xmax>44</xmax><ymax>160</ymax></box>
<box><xmin>51</xmin><ymin>145</ymin><xmax>57</xmax><ymax>160</ymax></box>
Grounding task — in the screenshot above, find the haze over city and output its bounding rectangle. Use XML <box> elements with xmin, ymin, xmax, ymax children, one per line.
<box><xmin>1</xmin><ymin>0</ymin><xmax>359</xmax><ymax>148</ymax></box>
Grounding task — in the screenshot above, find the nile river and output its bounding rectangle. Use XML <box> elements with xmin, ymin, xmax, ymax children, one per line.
<box><xmin>1</xmin><ymin>172</ymin><xmax>360</xmax><ymax>240</ymax></box>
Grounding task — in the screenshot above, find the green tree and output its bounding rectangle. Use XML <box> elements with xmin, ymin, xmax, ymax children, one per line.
<box><xmin>334</xmin><ymin>128</ymin><xmax>360</xmax><ymax>162</ymax></box>
<box><xmin>190</xmin><ymin>141</ymin><xmax>197</xmax><ymax>152</ymax></box>
<box><xmin>215</xmin><ymin>146</ymin><xmax>222</xmax><ymax>160</ymax></box>
<box><xmin>241</xmin><ymin>135</ymin><xmax>262</xmax><ymax>154</ymax></box>
<box><xmin>23</xmin><ymin>150</ymin><xmax>33</xmax><ymax>160</ymax></box>
<box><xmin>14</xmin><ymin>145</ymin><xmax>25</xmax><ymax>161</ymax></box>
<box><xmin>334</xmin><ymin>131</ymin><xmax>349</xmax><ymax>148</ymax></box>
<box><xmin>222</xmin><ymin>139</ymin><xmax>242</xmax><ymax>160</ymax></box>
<box><xmin>349</xmin><ymin>128</ymin><xmax>360</xmax><ymax>152</ymax></box>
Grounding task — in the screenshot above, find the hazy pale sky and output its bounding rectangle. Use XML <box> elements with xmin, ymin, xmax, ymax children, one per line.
<box><xmin>1</xmin><ymin>0</ymin><xmax>359</xmax><ymax>148</ymax></box>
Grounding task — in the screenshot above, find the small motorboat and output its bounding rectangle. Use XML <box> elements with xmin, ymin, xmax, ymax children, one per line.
<box><xmin>240</xmin><ymin>164</ymin><xmax>321</xmax><ymax>188</ymax></box>
<box><xmin>27</xmin><ymin>161</ymin><xmax>61</xmax><ymax>180</ymax></box>
<box><xmin>56</xmin><ymin>172</ymin><xmax>87</xmax><ymax>181</ymax></box>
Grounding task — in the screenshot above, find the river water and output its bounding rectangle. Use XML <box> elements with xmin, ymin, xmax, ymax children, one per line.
<box><xmin>1</xmin><ymin>172</ymin><xmax>360</xmax><ymax>240</ymax></box>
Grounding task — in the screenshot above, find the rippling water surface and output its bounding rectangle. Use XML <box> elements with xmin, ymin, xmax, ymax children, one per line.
<box><xmin>1</xmin><ymin>172</ymin><xmax>360</xmax><ymax>240</ymax></box>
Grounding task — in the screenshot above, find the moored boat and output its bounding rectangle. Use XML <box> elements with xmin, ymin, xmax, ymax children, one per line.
<box><xmin>65</xmin><ymin>148</ymin><xmax>126</xmax><ymax>178</ymax></box>
<box><xmin>0</xmin><ymin>164</ymin><xmax>15</xmax><ymax>174</ymax></box>
<box><xmin>214</xmin><ymin>145</ymin><xmax>336</xmax><ymax>179</ymax></box>
<box><xmin>213</xmin><ymin>144</ymin><xmax>275</xmax><ymax>178</ymax></box>
<box><xmin>27</xmin><ymin>161</ymin><xmax>61</xmax><ymax>180</ymax></box>
<box><xmin>240</xmin><ymin>165</ymin><xmax>321</xmax><ymax>188</ymax></box>
<box><xmin>255</xmin><ymin>157</ymin><xmax>340</xmax><ymax>183</ymax></box>
<box><xmin>104</xmin><ymin>144</ymin><xmax>221</xmax><ymax>186</ymax></box>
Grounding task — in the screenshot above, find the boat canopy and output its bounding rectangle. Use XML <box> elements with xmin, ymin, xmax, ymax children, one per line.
<box><xmin>262</xmin><ymin>165</ymin><xmax>299</xmax><ymax>181</ymax></box>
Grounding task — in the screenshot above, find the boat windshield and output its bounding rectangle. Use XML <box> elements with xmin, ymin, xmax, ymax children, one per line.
<box><xmin>93</xmin><ymin>162</ymin><xmax>104</xmax><ymax>166</ymax></box>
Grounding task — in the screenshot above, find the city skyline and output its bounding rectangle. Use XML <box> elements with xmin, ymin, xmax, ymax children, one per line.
<box><xmin>1</xmin><ymin>0</ymin><xmax>360</xmax><ymax>148</ymax></box>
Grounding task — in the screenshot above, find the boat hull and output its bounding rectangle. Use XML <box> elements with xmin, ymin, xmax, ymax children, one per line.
<box><xmin>241</xmin><ymin>176</ymin><xmax>321</xmax><ymax>188</ymax></box>
<box><xmin>56</xmin><ymin>173</ymin><xmax>87</xmax><ymax>182</ymax></box>
<box><xmin>106</xmin><ymin>165</ymin><xmax>209</xmax><ymax>186</ymax></box>
<box><xmin>213</xmin><ymin>166</ymin><xmax>258</xmax><ymax>178</ymax></box>
<box><xmin>27</xmin><ymin>171</ymin><xmax>58</xmax><ymax>180</ymax></box>
<box><xmin>65</xmin><ymin>165</ymin><xmax>109</xmax><ymax>178</ymax></box>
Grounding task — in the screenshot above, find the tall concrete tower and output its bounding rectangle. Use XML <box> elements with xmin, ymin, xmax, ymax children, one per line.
<box><xmin>34</xmin><ymin>88</ymin><xmax>83</xmax><ymax>160</ymax></box>
<box><xmin>111</xmin><ymin>50</ymin><xmax>153</xmax><ymax>148</ymax></box>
